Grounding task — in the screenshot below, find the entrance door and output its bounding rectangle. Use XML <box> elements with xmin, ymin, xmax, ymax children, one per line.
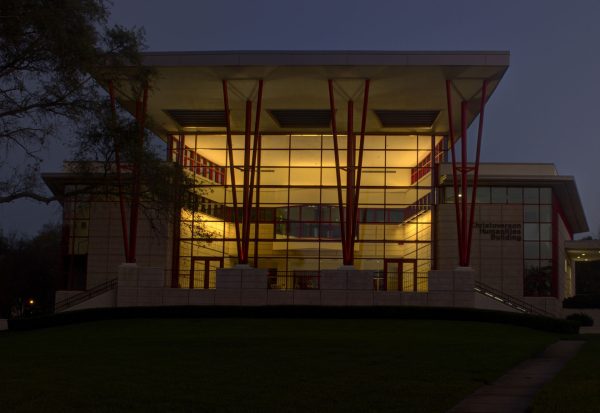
<box><xmin>190</xmin><ymin>257</ymin><xmax>223</xmax><ymax>289</ymax></box>
<box><xmin>384</xmin><ymin>259</ymin><xmax>417</xmax><ymax>292</ymax></box>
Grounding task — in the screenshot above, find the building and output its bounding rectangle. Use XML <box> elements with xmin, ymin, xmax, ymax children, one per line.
<box><xmin>44</xmin><ymin>51</ymin><xmax>592</xmax><ymax>316</ymax></box>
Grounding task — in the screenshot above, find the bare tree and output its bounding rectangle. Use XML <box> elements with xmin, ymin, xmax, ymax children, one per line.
<box><xmin>0</xmin><ymin>0</ymin><xmax>143</xmax><ymax>203</ymax></box>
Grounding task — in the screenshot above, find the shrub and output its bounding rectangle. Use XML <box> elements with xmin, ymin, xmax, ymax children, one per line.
<box><xmin>563</xmin><ymin>294</ymin><xmax>600</xmax><ymax>309</ymax></box>
<box><xmin>566</xmin><ymin>313</ymin><xmax>594</xmax><ymax>326</ymax></box>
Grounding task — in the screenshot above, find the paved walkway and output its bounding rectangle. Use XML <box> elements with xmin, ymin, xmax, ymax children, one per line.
<box><xmin>447</xmin><ymin>340</ymin><xmax>585</xmax><ymax>413</ymax></box>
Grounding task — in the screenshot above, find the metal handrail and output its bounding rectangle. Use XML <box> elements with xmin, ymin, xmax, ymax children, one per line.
<box><xmin>268</xmin><ymin>270</ymin><xmax>320</xmax><ymax>290</ymax></box>
<box><xmin>54</xmin><ymin>278</ymin><xmax>118</xmax><ymax>312</ymax></box>
<box><xmin>474</xmin><ymin>280</ymin><xmax>554</xmax><ymax>318</ymax></box>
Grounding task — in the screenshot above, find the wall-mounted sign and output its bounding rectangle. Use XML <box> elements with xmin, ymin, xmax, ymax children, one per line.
<box><xmin>475</xmin><ymin>223</ymin><xmax>522</xmax><ymax>241</ymax></box>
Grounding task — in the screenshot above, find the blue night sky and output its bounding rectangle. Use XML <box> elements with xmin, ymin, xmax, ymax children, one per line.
<box><xmin>1</xmin><ymin>0</ymin><xmax>599</xmax><ymax>238</ymax></box>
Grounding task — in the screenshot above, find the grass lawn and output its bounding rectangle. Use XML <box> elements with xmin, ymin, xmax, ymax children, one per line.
<box><xmin>532</xmin><ymin>334</ymin><xmax>600</xmax><ymax>413</ymax></box>
<box><xmin>0</xmin><ymin>318</ymin><xmax>557</xmax><ymax>412</ymax></box>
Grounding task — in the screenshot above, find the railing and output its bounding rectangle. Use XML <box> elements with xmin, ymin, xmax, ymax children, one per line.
<box><xmin>373</xmin><ymin>272</ymin><xmax>429</xmax><ymax>292</ymax></box>
<box><xmin>267</xmin><ymin>271</ymin><xmax>429</xmax><ymax>292</ymax></box>
<box><xmin>474</xmin><ymin>280</ymin><xmax>554</xmax><ymax>318</ymax></box>
<box><xmin>54</xmin><ymin>278</ymin><xmax>118</xmax><ymax>312</ymax></box>
<box><xmin>268</xmin><ymin>270</ymin><xmax>320</xmax><ymax>290</ymax></box>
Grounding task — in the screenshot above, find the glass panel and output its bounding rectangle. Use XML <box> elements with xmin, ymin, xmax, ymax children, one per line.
<box><xmin>385</xmin><ymin>135</ymin><xmax>418</xmax><ymax>151</ymax></box>
<box><xmin>289</xmin><ymin>168</ymin><xmax>320</xmax><ymax>186</ymax></box>
<box><xmin>525</xmin><ymin>262</ymin><xmax>552</xmax><ymax>296</ymax></box>
<box><xmin>289</xmin><ymin>206</ymin><xmax>300</xmax><ymax>220</ymax></box>
<box><xmin>364</xmin><ymin>135</ymin><xmax>385</xmax><ymax>150</ymax></box>
<box><xmin>291</xmin><ymin>134</ymin><xmax>321</xmax><ymax>149</ymax></box>
<box><xmin>523</xmin><ymin>205</ymin><xmax>539</xmax><ymax>222</ymax></box>
<box><xmin>523</xmin><ymin>188</ymin><xmax>539</xmax><ymax>204</ymax></box>
<box><xmin>524</xmin><ymin>241</ymin><xmax>539</xmax><ymax>259</ymax></box>
<box><xmin>524</xmin><ymin>223</ymin><xmax>540</xmax><ymax>241</ymax></box>
<box><xmin>539</xmin><ymin>188</ymin><xmax>552</xmax><ymax>204</ymax></box>
<box><xmin>540</xmin><ymin>223</ymin><xmax>552</xmax><ymax>240</ymax></box>
<box><xmin>540</xmin><ymin>242</ymin><xmax>553</xmax><ymax>259</ymax></box>
<box><xmin>477</xmin><ymin>187</ymin><xmax>490</xmax><ymax>203</ymax></box>
<box><xmin>491</xmin><ymin>187</ymin><xmax>507</xmax><ymax>204</ymax></box>
<box><xmin>302</xmin><ymin>206</ymin><xmax>319</xmax><ymax>221</ymax></box>
<box><xmin>507</xmin><ymin>188</ymin><xmax>523</xmax><ymax>203</ymax></box>
<box><xmin>539</xmin><ymin>205</ymin><xmax>552</xmax><ymax>222</ymax></box>
<box><xmin>291</xmin><ymin>145</ymin><xmax>321</xmax><ymax>166</ymax></box>
<box><xmin>261</xmin><ymin>135</ymin><xmax>289</xmax><ymax>150</ymax></box>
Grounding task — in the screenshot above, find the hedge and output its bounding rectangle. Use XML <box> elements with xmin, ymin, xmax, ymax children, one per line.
<box><xmin>6</xmin><ymin>305</ymin><xmax>579</xmax><ymax>334</ymax></box>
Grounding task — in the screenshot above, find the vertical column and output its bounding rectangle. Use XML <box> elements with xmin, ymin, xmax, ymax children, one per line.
<box><xmin>222</xmin><ymin>80</ymin><xmax>243</xmax><ymax>263</ymax></box>
<box><xmin>170</xmin><ymin>135</ymin><xmax>183</xmax><ymax>288</ymax></box>
<box><xmin>346</xmin><ymin>100</ymin><xmax>355</xmax><ymax>265</ymax></box>
<box><xmin>328</xmin><ymin>80</ymin><xmax>347</xmax><ymax>263</ymax></box>
<box><xmin>446</xmin><ymin>80</ymin><xmax>489</xmax><ymax>267</ymax></box>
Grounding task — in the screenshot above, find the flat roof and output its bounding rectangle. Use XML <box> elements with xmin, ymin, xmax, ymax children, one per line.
<box><xmin>565</xmin><ymin>240</ymin><xmax>600</xmax><ymax>262</ymax></box>
<box><xmin>140</xmin><ymin>50</ymin><xmax>510</xmax><ymax>67</ymax></box>
<box><xmin>439</xmin><ymin>163</ymin><xmax>589</xmax><ymax>234</ymax></box>
<box><xmin>109</xmin><ymin>50</ymin><xmax>509</xmax><ymax>136</ymax></box>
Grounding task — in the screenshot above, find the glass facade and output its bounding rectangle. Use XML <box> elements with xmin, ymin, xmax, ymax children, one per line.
<box><xmin>170</xmin><ymin>134</ymin><xmax>444</xmax><ymax>290</ymax></box>
<box><xmin>444</xmin><ymin>186</ymin><xmax>555</xmax><ymax>297</ymax></box>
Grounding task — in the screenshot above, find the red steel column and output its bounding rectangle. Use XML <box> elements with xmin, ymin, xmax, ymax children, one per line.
<box><xmin>253</xmin><ymin>134</ymin><xmax>262</xmax><ymax>268</ymax></box>
<box><xmin>346</xmin><ymin>100</ymin><xmax>355</xmax><ymax>265</ymax></box>
<box><xmin>460</xmin><ymin>100</ymin><xmax>469</xmax><ymax>266</ymax></box>
<box><xmin>446</xmin><ymin>80</ymin><xmax>464</xmax><ymax>265</ymax></box>
<box><xmin>170</xmin><ymin>135</ymin><xmax>183</xmax><ymax>288</ymax></box>
<box><xmin>245</xmin><ymin>80</ymin><xmax>263</xmax><ymax>264</ymax></box>
<box><xmin>466</xmin><ymin>80</ymin><xmax>488</xmax><ymax>265</ymax></box>
<box><xmin>328</xmin><ymin>80</ymin><xmax>347</xmax><ymax>263</ymax></box>
<box><xmin>240</xmin><ymin>100</ymin><xmax>252</xmax><ymax>264</ymax></box>
<box><xmin>222</xmin><ymin>80</ymin><xmax>243</xmax><ymax>263</ymax></box>
<box><xmin>352</xmin><ymin>79</ymin><xmax>370</xmax><ymax>246</ymax></box>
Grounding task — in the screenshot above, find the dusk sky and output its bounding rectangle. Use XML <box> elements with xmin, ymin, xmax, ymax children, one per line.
<box><xmin>1</xmin><ymin>0</ymin><xmax>599</xmax><ymax>238</ymax></box>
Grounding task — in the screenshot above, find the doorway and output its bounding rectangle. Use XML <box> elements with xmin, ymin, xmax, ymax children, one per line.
<box><xmin>384</xmin><ymin>259</ymin><xmax>417</xmax><ymax>292</ymax></box>
<box><xmin>189</xmin><ymin>257</ymin><xmax>223</xmax><ymax>289</ymax></box>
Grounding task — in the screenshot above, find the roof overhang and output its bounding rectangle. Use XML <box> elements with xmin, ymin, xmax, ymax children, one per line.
<box><xmin>439</xmin><ymin>163</ymin><xmax>589</xmax><ymax>234</ymax></box>
<box><xmin>565</xmin><ymin>240</ymin><xmax>600</xmax><ymax>262</ymax></box>
<box><xmin>106</xmin><ymin>50</ymin><xmax>509</xmax><ymax>137</ymax></box>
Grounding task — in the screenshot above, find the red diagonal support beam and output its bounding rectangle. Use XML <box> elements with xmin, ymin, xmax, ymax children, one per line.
<box><xmin>446</xmin><ymin>80</ymin><xmax>464</xmax><ymax>265</ymax></box>
<box><xmin>352</xmin><ymin>79</ymin><xmax>370</xmax><ymax>246</ymax></box>
<box><xmin>466</xmin><ymin>80</ymin><xmax>489</xmax><ymax>265</ymax></box>
<box><xmin>107</xmin><ymin>80</ymin><xmax>130</xmax><ymax>262</ymax></box>
<box><xmin>345</xmin><ymin>99</ymin><xmax>355</xmax><ymax>265</ymax></box>
<box><xmin>253</xmin><ymin>134</ymin><xmax>262</xmax><ymax>268</ymax></box>
<box><xmin>460</xmin><ymin>100</ymin><xmax>469</xmax><ymax>265</ymax></box>
<box><xmin>222</xmin><ymin>80</ymin><xmax>243</xmax><ymax>262</ymax></box>
<box><xmin>328</xmin><ymin>79</ymin><xmax>347</xmax><ymax>263</ymax></box>
<box><xmin>244</xmin><ymin>80</ymin><xmax>264</xmax><ymax>263</ymax></box>
<box><xmin>239</xmin><ymin>99</ymin><xmax>252</xmax><ymax>264</ymax></box>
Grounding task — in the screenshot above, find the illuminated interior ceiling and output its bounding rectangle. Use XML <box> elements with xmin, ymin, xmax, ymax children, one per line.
<box><xmin>110</xmin><ymin>51</ymin><xmax>509</xmax><ymax>139</ymax></box>
<box><xmin>565</xmin><ymin>240</ymin><xmax>600</xmax><ymax>262</ymax></box>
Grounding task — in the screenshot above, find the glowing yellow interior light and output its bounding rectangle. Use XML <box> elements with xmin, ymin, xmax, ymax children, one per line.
<box><xmin>28</xmin><ymin>299</ymin><xmax>34</xmax><ymax>305</ymax></box>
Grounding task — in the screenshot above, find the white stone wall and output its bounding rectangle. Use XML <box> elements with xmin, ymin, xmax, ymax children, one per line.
<box><xmin>85</xmin><ymin>201</ymin><xmax>170</xmax><ymax>289</ymax></box>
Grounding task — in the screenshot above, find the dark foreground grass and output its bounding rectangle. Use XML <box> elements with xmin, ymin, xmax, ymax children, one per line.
<box><xmin>0</xmin><ymin>319</ymin><xmax>556</xmax><ymax>413</ymax></box>
<box><xmin>532</xmin><ymin>335</ymin><xmax>600</xmax><ymax>413</ymax></box>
